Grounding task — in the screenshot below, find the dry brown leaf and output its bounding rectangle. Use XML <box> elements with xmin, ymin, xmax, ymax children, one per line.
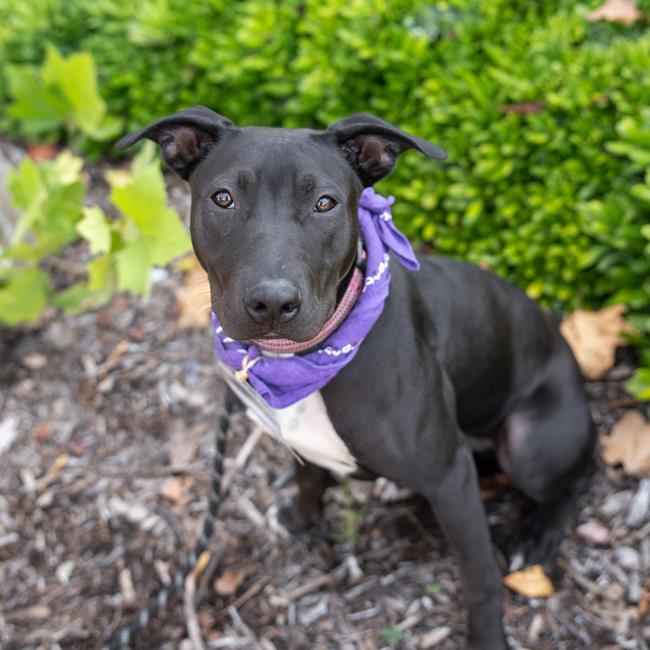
<box><xmin>587</xmin><ymin>0</ymin><xmax>644</xmax><ymax>26</ymax></box>
<box><xmin>175</xmin><ymin>259</ymin><xmax>211</xmax><ymax>329</ymax></box>
<box><xmin>639</xmin><ymin>587</ymin><xmax>650</xmax><ymax>618</ymax></box>
<box><xmin>161</xmin><ymin>477</ymin><xmax>186</xmax><ymax>505</ymax></box>
<box><xmin>503</xmin><ymin>564</ymin><xmax>554</xmax><ymax>598</ymax></box>
<box><xmin>560</xmin><ymin>305</ymin><xmax>632</xmax><ymax>380</ymax></box>
<box><xmin>215</xmin><ymin>566</ymin><xmax>250</xmax><ymax>597</ymax></box>
<box><xmin>601</xmin><ymin>411</ymin><xmax>650</xmax><ymax>477</ymax></box>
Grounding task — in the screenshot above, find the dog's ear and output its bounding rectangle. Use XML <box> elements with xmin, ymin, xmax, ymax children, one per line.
<box><xmin>116</xmin><ymin>106</ymin><xmax>235</xmax><ymax>180</ymax></box>
<box><xmin>325</xmin><ymin>113</ymin><xmax>447</xmax><ymax>186</ymax></box>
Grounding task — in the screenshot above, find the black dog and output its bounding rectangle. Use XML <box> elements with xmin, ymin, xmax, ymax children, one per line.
<box><xmin>118</xmin><ymin>107</ymin><xmax>594</xmax><ymax>649</ymax></box>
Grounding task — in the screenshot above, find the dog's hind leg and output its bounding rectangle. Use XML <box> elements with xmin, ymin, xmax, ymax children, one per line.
<box><xmin>496</xmin><ymin>342</ymin><xmax>595</xmax><ymax>573</ymax></box>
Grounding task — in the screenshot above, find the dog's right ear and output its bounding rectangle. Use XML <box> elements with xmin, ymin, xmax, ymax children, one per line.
<box><xmin>116</xmin><ymin>106</ymin><xmax>235</xmax><ymax>180</ymax></box>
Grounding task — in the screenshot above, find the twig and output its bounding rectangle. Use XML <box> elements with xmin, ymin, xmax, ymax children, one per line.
<box><xmin>285</xmin><ymin>574</ymin><xmax>331</xmax><ymax>602</ymax></box>
<box><xmin>228</xmin><ymin>605</ymin><xmax>261</xmax><ymax>649</ymax></box>
<box><xmin>222</xmin><ymin>426</ymin><xmax>263</xmax><ymax>493</ymax></box>
<box><xmin>213</xmin><ymin>577</ymin><xmax>272</xmax><ymax>623</ymax></box>
<box><xmin>557</xmin><ymin>558</ymin><xmax>612</xmax><ymax>599</ymax></box>
<box><xmin>549</xmin><ymin>609</ymin><xmax>591</xmax><ymax>645</ymax></box>
<box><xmin>184</xmin><ymin>551</ymin><xmax>210</xmax><ymax>650</ymax></box>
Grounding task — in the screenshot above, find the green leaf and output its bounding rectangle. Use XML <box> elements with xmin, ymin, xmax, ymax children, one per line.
<box><xmin>115</xmin><ymin>239</ymin><xmax>151</xmax><ymax>296</ymax></box>
<box><xmin>109</xmin><ymin>149</ymin><xmax>191</xmax><ymax>267</ymax></box>
<box><xmin>379</xmin><ymin>626</ymin><xmax>407</xmax><ymax>646</ymax></box>
<box><xmin>42</xmin><ymin>45</ymin><xmax>106</xmax><ymax>135</ymax></box>
<box><xmin>7</xmin><ymin>46</ymin><xmax>119</xmax><ymax>140</ymax></box>
<box><xmin>110</xmin><ymin>163</ymin><xmax>168</xmax><ymax>227</ymax></box>
<box><xmin>0</xmin><ymin>267</ymin><xmax>50</xmax><ymax>325</ymax></box>
<box><xmin>6</xmin><ymin>65</ymin><xmax>68</xmax><ymax>135</ymax></box>
<box><xmin>77</xmin><ymin>206</ymin><xmax>111</xmax><ymax>255</ymax></box>
<box><xmin>53</xmin><ymin>282</ymin><xmax>109</xmax><ymax>315</ymax></box>
<box><xmin>88</xmin><ymin>255</ymin><xmax>113</xmax><ymax>292</ymax></box>
<box><xmin>626</xmin><ymin>368</ymin><xmax>650</xmax><ymax>402</ymax></box>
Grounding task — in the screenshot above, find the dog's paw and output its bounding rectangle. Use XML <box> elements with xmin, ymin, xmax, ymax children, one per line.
<box><xmin>511</xmin><ymin>518</ymin><xmax>562</xmax><ymax>577</ymax></box>
<box><xmin>278</xmin><ymin>502</ymin><xmax>327</xmax><ymax>537</ymax></box>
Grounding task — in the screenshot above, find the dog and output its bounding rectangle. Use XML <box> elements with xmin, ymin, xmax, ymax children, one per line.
<box><xmin>118</xmin><ymin>107</ymin><xmax>594</xmax><ymax>649</ymax></box>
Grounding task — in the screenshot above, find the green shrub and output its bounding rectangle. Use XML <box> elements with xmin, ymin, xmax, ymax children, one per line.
<box><xmin>0</xmin><ymin>143</ymin><xmax>191</xmax><ymax>325</ymax></box>
<box><xmin>0</xmin><ymin>0</ymin><xmax>648</xmax><ymax>396</ymax></box>
<box><xmin>7</xmin><ymin>44</ymin><xmax>121</xmax><ymax>141</ymax></box>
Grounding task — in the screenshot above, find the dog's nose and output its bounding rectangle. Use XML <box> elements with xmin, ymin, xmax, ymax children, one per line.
<box><xmin>245</xmin><ymin>279</ymin><xmax>301</xmax><ymax>325</ymax></box>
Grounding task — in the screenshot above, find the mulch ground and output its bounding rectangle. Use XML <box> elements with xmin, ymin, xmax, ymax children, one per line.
<box><xmin>1</xmin><ymin>167</ymin><xmax>649</xmax><ymax>649</ymax></box>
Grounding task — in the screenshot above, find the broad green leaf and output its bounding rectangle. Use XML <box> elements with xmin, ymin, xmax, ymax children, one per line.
<box><xmin>51</xmin><ymin>150</ymin><xmax>84</xmax><ymax>184</ymax></box>
<box><xmin>7</xmin><ymin>157</ymin><xmax>43</xmax><ymax>211</ymax></box>
<box><xmin>115</xmin><ymin>239</ymin><xmax>151</xmax><ymax>295</ymax></box>
<box><xmin>110</xmin><ymin>164</ymin><xmax>168</xmax><ymax>228</ymax></box>
<box><xmin>144</xmin><ymin>206</ymin><xmax>191</xmax><ymax>265</ymax></box>
<box><xmin>53</xmin><ymin>283</ymin><xmax>99</xmax><ymax>315</ymax></box>
<box><xmin>0</xmin><ymin>267</ymin><xmax>50</xmax><ymax>325</ymax></box>
<box><xmin>42</xmin><ymin>45</ymin><xmax>106</xmax><ymax>134</ymax></box>
<box><xmin>131</xmin><ymin>141</ymin><xmax>159</xmax><ymax>174</ymax></box>
<box><xmin>6</xmin><ymin>65</ymin><xmax>68</xmax><ymax>135</ymax></box>
<box><xmin>88</xmin><ymin>255</ymin><xmax>112</xmax><ymax>292</ymax></box>
<box><xmin>108</xmin><ymin>151</ymin><xmax>191</xmax><ymax>267</ymax></box>
<box><xmin>77</xmin><ymin>207</ymin><xmax>111</xmax><ymax>255</ymax></box>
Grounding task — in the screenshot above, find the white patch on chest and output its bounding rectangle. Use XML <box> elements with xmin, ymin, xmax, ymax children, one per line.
<box><xmin>264</xmin><ymin>392</ymin><xmax>358</xmax><ymax>475</ymax></box>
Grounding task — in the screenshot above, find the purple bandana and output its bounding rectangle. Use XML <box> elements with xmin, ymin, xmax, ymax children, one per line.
<box><xmin>212</xmin><ymin>188</ymin><xmax>420</xmax><ymax>409</ymax></box>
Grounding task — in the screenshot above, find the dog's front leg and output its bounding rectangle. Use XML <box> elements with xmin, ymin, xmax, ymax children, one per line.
<box><xmin>423</xmin><ymin>442</ymin><xmax>508</xmax><ymax>650</ymax></box>
<box><xmin>279</xmin><ymin>459</ymin><xmax>333</xmax><ymax>534</ymax></box>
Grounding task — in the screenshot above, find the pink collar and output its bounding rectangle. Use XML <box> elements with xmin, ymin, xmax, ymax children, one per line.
<box><xmin>252</xmin><ymin>266</ymin><xmax>364</xmax><ymax>355</ymax></box>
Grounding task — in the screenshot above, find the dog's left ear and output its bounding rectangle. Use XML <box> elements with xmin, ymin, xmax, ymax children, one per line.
<box><xmin>116</xmin><ymin>106</ymin><xmax>235</xmax><ymax>180</ymax></box>
<box><xmin>325</xmin><ymin>113</ymin><xmax>447</xmax><ymax>186</ymax></box>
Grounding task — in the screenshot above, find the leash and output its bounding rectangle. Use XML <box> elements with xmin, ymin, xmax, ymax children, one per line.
<box><xmin>103</xmin><ymin>390</ymin><xmax>235</xmax><ymax>649</ymax></box>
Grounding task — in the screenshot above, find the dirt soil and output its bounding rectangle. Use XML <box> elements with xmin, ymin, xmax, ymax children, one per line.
<box><xmin>1</xmin><ymin>183</ymin><xmax>649</xmax><ymax>650</ymax></box>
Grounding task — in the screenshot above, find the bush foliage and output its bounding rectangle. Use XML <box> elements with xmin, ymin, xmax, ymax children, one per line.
<box><xmin>0</xmin><ymin>142</ymin><xmax>190</xmax><ymax>324</ymax></box>
<box><xmin>0</xmin><ymin>0</ymin><xmax>648</xmax><ymax>395</ymax></box>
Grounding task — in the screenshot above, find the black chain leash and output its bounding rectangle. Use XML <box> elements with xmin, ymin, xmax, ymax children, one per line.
<box><xmin>103</xmin><ymin>390</ymin><xmax>235</xmax><ymax>649</ymax></box>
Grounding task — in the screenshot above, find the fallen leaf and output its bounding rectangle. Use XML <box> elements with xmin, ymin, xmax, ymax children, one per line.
<box><xmin>175</xmin><ymin>261</ymin><xmax>211</xmax><ymax>329</ymax></box>
<box><xmin>560</xmin><ymin>305</ymin><xmax>632</xmax><ymax>380</ymax></box>
<box><xmin>587</xmin><ymin>0</ymin><xmax>644</xmax><ymax>26</ymax></box>
<box><xmin>503</xmin><ymin>564</ymin><xmax>554</xmax><ymax>598</ymax></box>
<box><xmin>601</xmin><ymin>411</ymin><xmax>650</xmax><ymax>477</ymax></box>
<box><xmin>639</xmin><ymin>588</ymin><xmax>649</xmax><ymax>618</ymax></box>
<box><xmin>215</xmin><ymin>566</ymin><xmax>250</xmax><ymax>597</ymax></box>
<box><xmin>161</xmin><ymin>477</ymin><xmax>186</xmax><ymax>505</ymax></box>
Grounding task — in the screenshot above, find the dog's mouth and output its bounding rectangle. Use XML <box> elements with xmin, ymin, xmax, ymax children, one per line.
<box><xmin>215</xmin><ymin>300</ymin><xmax>334</xmax><ymax>346</ymax></box>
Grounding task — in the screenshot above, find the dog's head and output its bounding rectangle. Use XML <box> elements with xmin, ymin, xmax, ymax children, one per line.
<box><xmin>118</xmin><ymin>107</ymin><xmax>446</xmax><ymax>343</ymax></box>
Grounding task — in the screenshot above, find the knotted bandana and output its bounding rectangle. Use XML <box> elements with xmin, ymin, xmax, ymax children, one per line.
<box><xmin>212</xmin><ymin>187</ymin><xmax>420</xmax><ymax>409</ymax></box>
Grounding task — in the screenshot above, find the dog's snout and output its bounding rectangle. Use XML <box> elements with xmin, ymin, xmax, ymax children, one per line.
<box><xmin>245</xmin><ymin>279</ymin><xmax>301</xmax><ymax>325</ymax></box>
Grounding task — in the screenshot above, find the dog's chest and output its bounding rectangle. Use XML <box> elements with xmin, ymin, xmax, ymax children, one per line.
<box><xmin>272</xmin><ymin>392</ymin><xmax>358</xmax><ymax>475</ymax></box>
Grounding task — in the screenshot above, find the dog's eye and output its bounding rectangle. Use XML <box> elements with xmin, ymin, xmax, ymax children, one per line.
<box><xmin>315</xmin><ymin>195</ymin><xmax>337</xmax><ymax>213</ymax></box>
<box><xmin>211</xmin><ymin>190</ymin><xmax>234</xmax><ymax>209</ymax></box>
